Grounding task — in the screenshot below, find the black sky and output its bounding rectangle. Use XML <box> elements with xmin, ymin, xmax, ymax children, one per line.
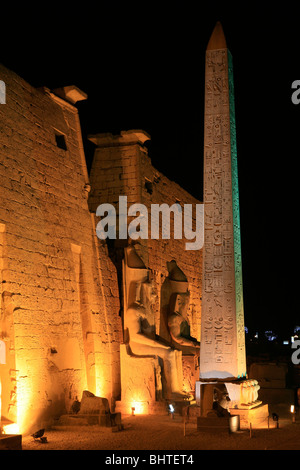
<box><xmin>0</xmin><ymin>2</ymin><xmax>299</xmax><ymax>337</ymax></box>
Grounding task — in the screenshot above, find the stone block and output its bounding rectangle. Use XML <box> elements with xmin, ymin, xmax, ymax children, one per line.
<box><xmin>229</xmin><ymin>404</ymin><xmax>269</xmax><ymax>429</ymax></box>
<box><xmin>0</xmin><ymin>434</ymin><xmax>22</xmax><ymax>450</ymax></box>
<box><xmin>80</xmin><ymin>390</ymin><xmax>110</xmax><ymax>415</ymax></box>
<box><xmin>58</xmin><ymin>414</ymin><xmax>99</xmax><ymax>426</ymax></box>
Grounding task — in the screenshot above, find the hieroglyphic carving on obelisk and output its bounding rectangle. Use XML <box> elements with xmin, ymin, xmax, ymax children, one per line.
<box><xmin>200</xmin><ymin>22</ymin><xmax>246</xmax><ymax>380</ymax></box>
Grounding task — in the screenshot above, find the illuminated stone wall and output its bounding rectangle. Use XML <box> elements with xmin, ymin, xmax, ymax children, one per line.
<box><xmin>0</xmin><ymin>64</ymin><xmax>203</xmax><ymax>432</ymax></box>
<box><xmin>0</xmin><ymin>64</ymin><xmax>122</xmax><ymax>433</ymax></box>
<box><xmin>88</xmin><ymin>131</ymin><xmax>202</xmax><ymax>344</ymax></box>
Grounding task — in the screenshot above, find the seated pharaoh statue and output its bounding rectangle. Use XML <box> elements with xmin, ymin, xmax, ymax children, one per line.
<box><xmin>122</xmin><ymin>245</ymin><xmax>191</xmax><ymax>400</ymax></box>
<box><xmin>168</xmin><ymin>292</ymin><xmax>200</xmax><ymax>354</ymax></box>
<box><xmin>162</xmin><ymin>260</ymin><xmax>200</xmax><ymax>357</ymax></box>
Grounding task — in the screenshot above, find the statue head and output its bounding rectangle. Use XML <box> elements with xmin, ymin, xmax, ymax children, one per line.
<box><xmin>166</xmin><ymin>260</ymin><xmax>189</xmax><ymax>309</ymax></box>
<box><xmin>172</xmin><ymin>292</ymin><xmax>190</xmax><ymax>318</ymax></box>
<box><xmin>124</xmin><ymin>244</ymin><xmax>148</xmax><ymax>309</ymax></box>
<box><xmin>167</xmin><ymin>260</ymin><xmax>188</xmax><ymax>282</ymax></box>
<box><xmin>139</xmin><ymin>279</ymin><xmax>157</xmax><ymax>308</ymax></box>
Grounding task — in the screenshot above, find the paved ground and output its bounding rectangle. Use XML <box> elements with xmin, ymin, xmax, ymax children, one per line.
<box><xmin>20</xmin><ymin>404</ymin><xmax>300</xmax><ymax>452</ymax></box>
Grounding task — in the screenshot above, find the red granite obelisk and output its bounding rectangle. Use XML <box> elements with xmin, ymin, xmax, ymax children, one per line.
<box><xmin>199</xmin><ymin>22</ymin><xmax>246</xmax><ymax>381</ymax></box>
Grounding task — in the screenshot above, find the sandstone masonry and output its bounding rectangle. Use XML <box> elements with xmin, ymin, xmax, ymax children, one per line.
<box><xmin>0</xmin><ymin>64</ymin><xmax>202</xmax><ymax>433</ymax></box>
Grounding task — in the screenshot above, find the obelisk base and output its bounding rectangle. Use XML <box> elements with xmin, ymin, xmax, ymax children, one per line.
<box><xmin>195</xmin><ymin>381</ymin><xmax>216</xmax><ymax>417</ymax></box>
<box><xmin>195</xmin><ymin>380</ymin><xmax>242</xmax><ymax>417</ymax></box>
<box><xmin>195</xmin><ymin>379</ymin><xmax>268</xmax><ymax>428</ymax></box>
<box><xmin>228</xmin><ymin>404</ymin><xmax>269</xmax><ymax>429</ymax></box>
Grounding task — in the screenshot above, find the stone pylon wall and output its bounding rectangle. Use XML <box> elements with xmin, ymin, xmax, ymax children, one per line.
<box><xmin>0</xmin><ymin>64</ymin><xmax>122</xmax><ymax>433</ymax></box>
<box><xmin>88</xmin><ymin>131</ymin><xmax>202</xmax><ymax>344</ymax></box>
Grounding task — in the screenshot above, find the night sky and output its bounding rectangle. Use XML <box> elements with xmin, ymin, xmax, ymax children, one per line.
<box><xmin>0</xmin><ymin>3</ymin><xmax>298</xmax><ymax>338</ymax></box>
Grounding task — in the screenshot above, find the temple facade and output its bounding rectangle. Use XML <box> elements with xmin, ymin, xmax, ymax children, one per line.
<box><xmin>0</xmin><ymin>63</ymin><xmax>202</xmax><ymax>433</ymax></box>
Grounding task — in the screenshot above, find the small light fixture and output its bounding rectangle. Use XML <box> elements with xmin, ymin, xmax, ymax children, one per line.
<box><xmin>131</xmin><ymin>407</ymin><xmax>135</xmax><ymax>416</ymax></box>
<box><xmin>169</xmin><ymin>404</ymin><xmax>175</xmax><ymax>419</ymax></box>
<box><xmin>290</xmin><ymin>405</ymin><xmax>296</xmax><ymax>423</ymax></box>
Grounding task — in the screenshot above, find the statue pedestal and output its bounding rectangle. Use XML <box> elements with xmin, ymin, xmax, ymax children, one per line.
<box><xmin>228</xmin><ymin>404</ymin><xmax>269</xmax><ymax>429</ymax></box>
<box><xmin>117</xmin><ymin>345</ymin><xmax>197</xmax><ymax>415</ymax></box>
<box><xmin>182</xmin><ymin>355</ymin><xmax>198</xmax><ymax>397</ymax></box>
<box><xmin>195</xmin><ymin>381</ymin><xmax>216</xmax><ymax>416</ymax></box>
<box><xmin>117</xmin><ymin>344</ymin><xmax>163</xmax><ymax>415</ymax></box>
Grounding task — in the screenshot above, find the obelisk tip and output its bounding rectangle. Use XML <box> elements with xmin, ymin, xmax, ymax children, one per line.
<box><xmin>206</xmin><ymin>21</ymin><xmax>227</xmax><ymax>50</ymax></box>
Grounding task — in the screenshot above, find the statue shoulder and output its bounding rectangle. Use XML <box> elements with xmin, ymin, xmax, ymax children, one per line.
<box><xmin>127</xmin><ymin>302</ymin><xmax>146</xmax><ymax>316</ymax></box>
<box><xmin>167</xmin><ymin>312</ymin><xmax>181</xmax><ymax>326</ymax></box>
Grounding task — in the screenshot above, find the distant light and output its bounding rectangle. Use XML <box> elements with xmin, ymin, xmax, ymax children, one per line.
<box><xmin>265</xmin><ymin>330</ymin><xmax>277</xmax><ymax>342</ymax></box>
<box><xmin>283</xmin><ymin>340</ymin><xmax>289</xmax><ymax>345</ymax></box>
<box><xmin>254</xmin><ymin>332</ymin><xmax>258</xmax><ymax>339</ymax></box>
<box><xmin>290</xmin><ymin>405</ymin><xmax>295</xmax><ymax>413</ymax></box>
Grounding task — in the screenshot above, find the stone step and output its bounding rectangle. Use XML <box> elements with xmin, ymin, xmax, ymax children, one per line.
<box><xmin>57</xmin><ymin>412</ymin><xmax>122</xmax><ymax>429</ymax></box>
<box><xmin>58</xmin><ymin>414</ymin><xmax>102</xmax><ymax>426</ymax></box>
<box><xmin>0</xmin><ymin>434</ymin><xmax>22</xmax><ymax>450</ymax></box>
